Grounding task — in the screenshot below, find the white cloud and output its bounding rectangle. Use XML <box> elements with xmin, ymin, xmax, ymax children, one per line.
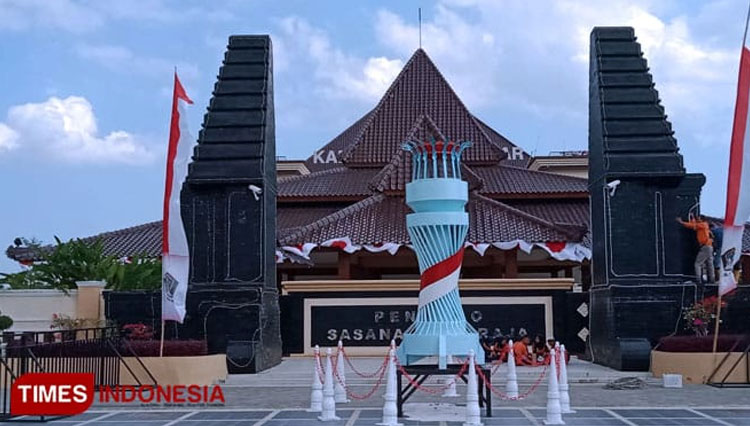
<box><xmin>75</xmin><ymin>43</ymin><xmax>199</xmax><ymax>81</ymax></box>
<box><xmin>0</xmin><ymin>0</ymin><xmax>232</xmax><ymax>33</ymax></box>
<box><xmin>375</xmin><ymin>0</ymin><xmax>739</xmax><ymax>147</ymax></box>
<box><xmin>276</xmin><ymin>16</ymin><xmax>403</xmax><ymax>102</ymax></box>
<box><xmin>0</xmin><ymin>0</ymin><xmax>103</xmax><ymax>33</ymax></box>
<box><xmin>0</xmin><ymin>123</ymin><xmax>19</xmax><ymax>153</ymax></box>
<box><xmin>0</xmin><ymin>96</ymin><xmax>153</xmax><ymax>165</ymax></box>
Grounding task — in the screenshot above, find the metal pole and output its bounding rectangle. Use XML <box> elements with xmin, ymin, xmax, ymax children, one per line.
<box><xmin>712</xmin><ymin>294</ymin><xmax>723</xmax><ymax>354</ymax></box>
<box><xmin>159</xmin><ymin>320</ymin><xmax>166</xmax><ymax>357</ymax></box>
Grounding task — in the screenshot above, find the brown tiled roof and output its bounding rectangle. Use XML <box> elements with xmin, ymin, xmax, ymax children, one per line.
<box><xmin>278</xmin><ymin>194</ymin><xmax>410</xmax><ymax>246</ymax></box>
<box><xmin>277</xmin><ymin>204</ymin><xmax>352</xmax><ymax>240</ymax></box>
<box><xmin>341</xmin><ymin>49</ymin><xmax>507</xmax><ymax>166</ymax></box>
<box><xmin>278</xmin><ymin>193</ymin><xmax>586</xmax><ymax>247</ymax></box>
<box><xmin>369</xmin><ymin>149</ymin><xmax>484</xmax><ymax>194</ymax></box>
<box><xmin>304</xmin><ymin>111</ymin><xmax>373</xmax><ymax>172</ymax></box>
<box><xmin>507</xmin><ymin>200</ymin><xmax>590</xmax><ymax>226</ymax></box>
<box><xmin>277</xmin><ymin>167</ymin><xmax>379</xmax><ymax>199</ymax></box>
<box><xmin>277</xmin><ymin>205</ymin><xmax>349</xmax><ymax>229</ymax></box>
<box><xmin>507</xmin><ymin>199</ymin><xmax>591</xmax><ymax>248</ymax></box>
<box><xmin>468</xmin><ymin>195</ymin><xmax>586</xmax><ymax>243</ymax></box>
<box><xmin>474</xmin><ymin>117</ymin><xmax>531</xmax><ymax>168</ymax></box>
<box><xmin>6</xmin><ymin>221</ymin><xmax>163</xmax><ymax>262</ymax></box>
<box><xmin>474</xmin><ymin>165</ymin><xmax>588</xmax><ymax>197</ymax></box>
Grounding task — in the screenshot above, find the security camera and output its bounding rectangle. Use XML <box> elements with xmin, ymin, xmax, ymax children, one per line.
<box><xmin>606</xmin><ymin>180</ymin><xmax>621</xmax><ymax>197</ymax></box>
<box><xmin>248</xmin><ymin>184</ymin><xmax>262</xmax><ymax>200</ymax></box>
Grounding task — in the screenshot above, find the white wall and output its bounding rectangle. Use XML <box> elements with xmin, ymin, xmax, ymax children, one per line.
<box><xmin>0</xmin><ymin>290</ymin><xmax>77</xmax><ymax>332</ymax></box>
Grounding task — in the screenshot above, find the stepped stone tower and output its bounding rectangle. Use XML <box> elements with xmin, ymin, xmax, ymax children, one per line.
<box><xmin>588</xmin><ymin>27</ymin><xmax>706</xmax><ymax>370</ymax></box>
<box><xmin>181</xmin><ymin>35</ymin><xmax>281</xmax><ymax>372</ymax></box>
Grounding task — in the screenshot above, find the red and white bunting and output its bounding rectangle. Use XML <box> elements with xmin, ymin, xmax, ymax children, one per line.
<box><xmin>278</xmin><ymin>237</ymin><xmax>591</xmax><ymax>263</ymax></box>
<box><xmin>321</xmin><ymin>237</ymin><xmax>361</xmax><ymax>253</ymax></box>
<box><xmin>161</xmin><ymin>73</ymin><xmax>193</xmax><ymax>323</ymax></box>
<box><xmin>363</xmin><ymin>242</ymin><xmax>401</xmax><ymax>255</ymax></box>
<box><xmin>464</xmin><ymin>242</ymin><xmax>491</xmax><ymax>256</ymax></box>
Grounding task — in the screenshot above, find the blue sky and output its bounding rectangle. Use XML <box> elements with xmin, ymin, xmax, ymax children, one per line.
<box><xmin>0</xmin><ymin>0</ymin><xmax>745</xmax><ymax>272</ymax></box>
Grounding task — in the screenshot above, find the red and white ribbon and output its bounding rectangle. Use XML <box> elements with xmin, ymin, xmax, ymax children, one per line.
<box><xmin>419</xmin><ymin>248</ymin><xmax>465</xmax><ymax>307</ymax></box>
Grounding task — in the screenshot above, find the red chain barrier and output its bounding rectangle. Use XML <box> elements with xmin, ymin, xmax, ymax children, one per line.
<box><xmin>332</xmin><ymin>353</ymin><xmax>390</xmax><ymax>400</ymax></box>
<box><xmin>475</xmin><ymin>363</ymin><xmax>548</xmax><ymax>401</ymax></box>
<box><xmin>490</xmin><ymin>359</ymin><xmax>504</xmax><ymax>375</ymax></box>
<box><xmin>395</xmin><ymin>358</ymin><xmax>470</xmax><ymax>395</ymax></box>
<box><xmin>555</xmin><ymin>349</ymin><xmax>561</xmax><ymax>381</ymax></box>
<box><xmin>339</xmin><ymin>347</ymin><xmax>389</xmax><ymax>378</ymax></box>
<box><xmin>314</xmin><ymin>351</ymin><xmax>326</xmax><ymax>384</ymax></box>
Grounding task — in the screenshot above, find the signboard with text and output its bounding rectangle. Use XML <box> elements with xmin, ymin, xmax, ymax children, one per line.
<box><xmin>310</xmin><ymin>299</ymin><xmax>548</xmax><ymax>348</ymax></box>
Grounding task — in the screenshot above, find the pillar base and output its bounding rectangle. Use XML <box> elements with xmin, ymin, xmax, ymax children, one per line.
<box><xmin>397</xmin><ymin>331</ymin><xmax>484</xmax><ymax>369</ymax></box>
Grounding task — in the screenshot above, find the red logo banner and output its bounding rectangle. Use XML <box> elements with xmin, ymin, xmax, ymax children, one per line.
<box><xmin>11</xmin><ymin>373</ymin><xmax>94</xmax><ymax>416</ymax></box>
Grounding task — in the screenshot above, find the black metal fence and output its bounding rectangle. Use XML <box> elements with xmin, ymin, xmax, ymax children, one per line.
<box><xmin>0</xmin><ymin>327</ymin><xmax>155</xmax><ymax>421</ymax></box>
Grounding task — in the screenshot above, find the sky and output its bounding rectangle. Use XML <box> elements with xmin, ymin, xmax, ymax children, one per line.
<box><xmin>0</xmin><ymin>0</ymin><xmax>746</xmax><ymax>273</ymax></box>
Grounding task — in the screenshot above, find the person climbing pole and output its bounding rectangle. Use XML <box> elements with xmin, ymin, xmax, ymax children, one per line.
<box><xmin>676</xmin><ymin>214</ymin><xmax>715</xmax><ymax>284</ymax></box>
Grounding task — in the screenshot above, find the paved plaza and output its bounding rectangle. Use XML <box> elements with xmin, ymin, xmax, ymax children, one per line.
<box><xmin>11</xmin><ymin>407</ymin><xmax>750</xmax><ymax>426</ymax></box>
<box><xmin>7</xmin><ymin>356</ymin><xmax>745</xmax><ymax>425</ymax></box>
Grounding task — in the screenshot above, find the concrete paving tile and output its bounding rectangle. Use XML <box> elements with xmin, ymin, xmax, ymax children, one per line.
<box><xmin>355</xmin><ymin>409</ymin><xmax>382</xmax><ymax>419</ymax></box>
<box><xmin>105</xmin><ymin>411</ymin><xmax>192</xmax><ymax>421</ymax></box>
<box><xmin>551</xmin><ymin>419</ymin><xmax>627</xmax><ymax>426</ymax></box>
<box><xmin>721</xmin><ymin>419</ymin><xmax>750</xmax><ymax>426</ymax></box>
<box><xmin>82</xmin><ymin>422</ymin><xmax>170</xmax><ymax>426</ymax></box>
<box><xmin>272</xmin><ymin>409</ymin><xmax>348</xmax><ymax>419</ymax></box>
<box><xmin>629</xmin><ymin>418</ymin><xmax>722</xmax><ymax>425</ymax></box>
<box><xmin>528</xmin><ymin>408</ymin><xmax>613</xmax><ymax>418</ymax></box>
<box><xmin>188</xmin><ymin>410</ymin><xmax>271</xmax><ymax>420</ymax></box>
<box><xmin>699</xmin><ymin>409</ymin><xmax>750</xmax><ymax>417</ymax></box>
<box><xmin>63</xmin><ymin>412</ymin><xmax>111</xmax><ymax>421</ymax></box>
<box><xmin>266</xmin><ymin>421</ymin><xmax>349</xmax><ymax>426</ymax></box>
<box><xmin>447</xmin><ymin>418</ymin><xmax>535</xmax><ymax>425</ymax></box>
<box><xmin>176</xmin><ymin>422</ymin><xmax>259</xmax><ymax>426</ymax></box>
<box><xmin>612</xmin><ymin>409</ymin><xmax>701</xmax><ymax>418</ymax></box>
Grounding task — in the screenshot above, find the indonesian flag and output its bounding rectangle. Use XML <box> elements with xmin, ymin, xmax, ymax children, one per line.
<box><xmin>162</xmin><ymin>73</ymin><xmax>194</xmax><ymax>322</ymax></box>
<box><xmin>720</xmin><ymin>46</ymin><xmax>750</xmax><ymax>296</ymax></box>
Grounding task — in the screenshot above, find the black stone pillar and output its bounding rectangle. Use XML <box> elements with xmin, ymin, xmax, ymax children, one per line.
<box><xmin>181</xmin><ymin>35</ymin><xmax>281</xmax><ymax>372</ymax></box>
<box><xmin>588</xmin><ymin>27</ymin><xmax>705</xmax><ymax>370</ymax></box>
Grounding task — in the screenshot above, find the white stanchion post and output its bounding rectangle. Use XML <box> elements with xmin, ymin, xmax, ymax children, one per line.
<box><xmin>307</xmin><ymin>345</ymin><xmax>323</xmax><ymax>412</ymax></box>
<box><xmin>377</xmin><ymin>348</ymin><xmax>402</xmax><ymax>426</ymax></box>
<box><xmin>558</xmin><ymin>344</ymin><xmax>575</xmax><ymax>414</ymax></box>
<box><xmin>506</xmin><ymin>339</ymin><xmax>519</xmax><ymax>399</ymax></box>
<box><xmin>318</xmin><ymin>348</ymin><xmax>340</xmax><ymax>421</ymax></box>
<box><xmin>334</xmin><ymin>340</ymin><xmax>350</xmax><ymax>403</ymax></box>
<box><xmin>463</xmin><ymin>350</ymin><xmax>483</xmax><ymax>426</ymax></box>
<box><xmin>442</xmin><ymin>355</ymin><xmax>459</xmax><ymax>397</ymax></box>
<box><xmin>544</xmin><ymin>347</ymin><xmax>564</xmax><ymax>425</ymax></box>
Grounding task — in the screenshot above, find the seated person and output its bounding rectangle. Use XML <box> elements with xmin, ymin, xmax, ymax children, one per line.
<box><xmin>513</xmin><ymin>335</ymin><xmax>536</xmax><ymax>366</ymax></box>
<box><xmin>546</xmin><ymin>337</ymin><xmax>571</xmax><ymax>364</ymax></box>
<box><xmin>532</xmin><ymin>334</ymin><xmax>549</xmax><ymax>363</ymax></box>
<box><xmin>481</xmin><ymin>335</ymin><xmax>500</xmax><ymax>361</ymax></box>
<box><xmin>497</xmin><ymin>336</ymin><xmax>510</xmax><ymax>363</ymax></box>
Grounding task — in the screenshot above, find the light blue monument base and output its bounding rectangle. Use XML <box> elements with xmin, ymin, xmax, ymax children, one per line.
<box><xmin>397</xmin><ymin>329</ymin><xmax>485</xmax><ymax>369</ymax></box>
<box><xmin>396</xmin><ymin>140</ymin><xmax>486</xmax><ymax>369</ymax></box>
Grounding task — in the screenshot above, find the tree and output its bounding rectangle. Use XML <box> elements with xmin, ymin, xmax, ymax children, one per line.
<box><xmin>3</xmin><ymin>237</ymin><xmax>162</xmax><ymax>292</ymax></box>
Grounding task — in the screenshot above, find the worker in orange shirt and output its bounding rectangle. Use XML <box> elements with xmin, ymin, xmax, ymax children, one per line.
<box><xmin>513</xmin><ymin>335</ymin><xmax>536</xmax><ymax>366</ymax></box>
<box><xmin>677</xmin><ymin>215</ymin><xmax>715</xmax><ymax>284</ymax></box>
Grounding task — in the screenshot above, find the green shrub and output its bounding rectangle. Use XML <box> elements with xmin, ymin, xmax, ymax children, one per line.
<box><xmin>0</xmin><ymin>311</ymin><xmax>13</xmax><ymax>331</ymax></box>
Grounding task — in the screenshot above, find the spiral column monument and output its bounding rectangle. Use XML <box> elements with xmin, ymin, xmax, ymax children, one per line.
<box><xmin>397</xmin><ymin>139</ymin><xmax>484</xmax><ymax>369</ymax></box>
